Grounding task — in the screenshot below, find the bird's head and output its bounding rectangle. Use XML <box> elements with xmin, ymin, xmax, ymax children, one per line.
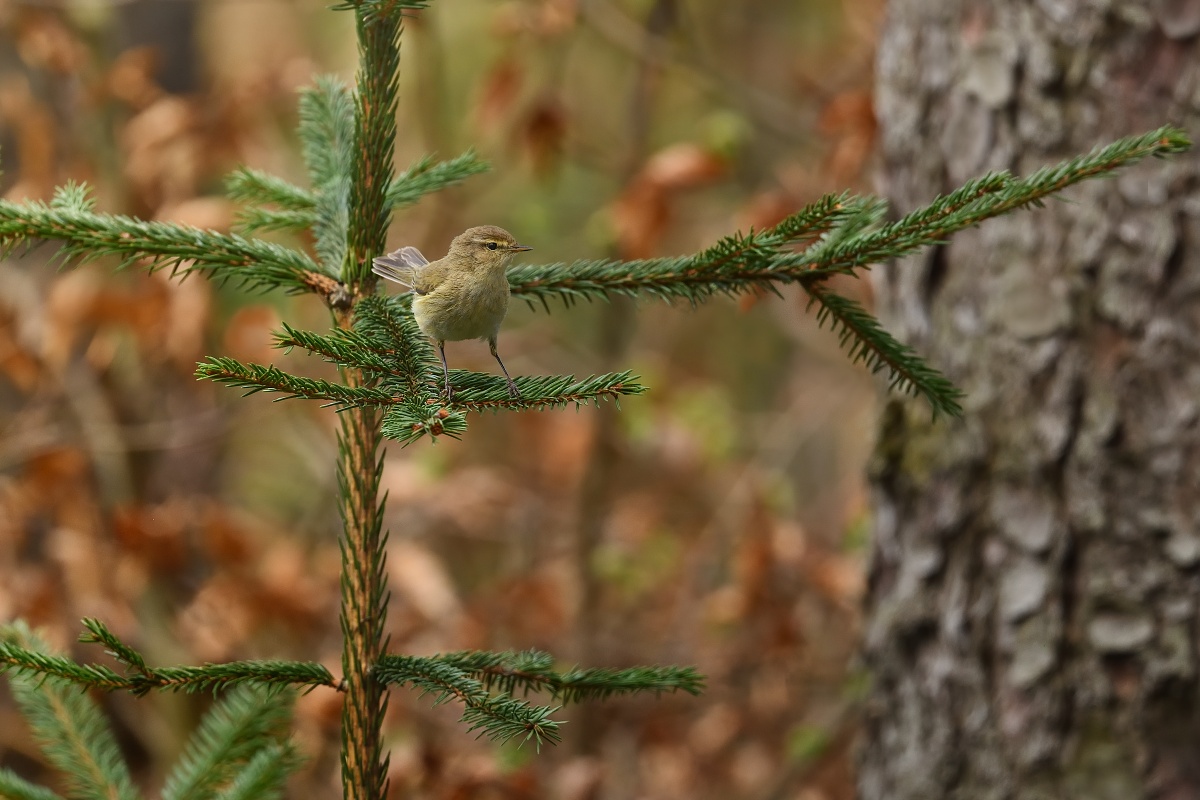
<box><xmin>448</xmin><ymin>225</ymin><xmax>532</xmax><ymax>271</ymax></box>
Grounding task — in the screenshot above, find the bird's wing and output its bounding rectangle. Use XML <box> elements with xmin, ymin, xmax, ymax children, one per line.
<box><xmin>372</xmin><ymin>246</ymin><xmax>431</xmax><ymax>293</ymax></box>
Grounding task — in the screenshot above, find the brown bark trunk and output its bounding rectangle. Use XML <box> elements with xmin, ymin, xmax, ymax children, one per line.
<box><xmin>862</xmin><ymin>3</ymin><xmax>1200</xmax><ymax>799</ymax></box>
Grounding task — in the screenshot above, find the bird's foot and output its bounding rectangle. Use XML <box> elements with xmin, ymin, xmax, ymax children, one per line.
<box><xmin>505</xmin><ymin>379</ymin><xmax>520</xmax><ymax>400</ymax></box>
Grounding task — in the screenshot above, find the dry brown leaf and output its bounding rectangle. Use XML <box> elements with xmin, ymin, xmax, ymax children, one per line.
<box><xmin>642</xmin><ymin>143</ymin><xmax>726</xmax><ymax>191</ymax></box>
<box><xmin>0</xmin><ymin>315</ymin><xmax>43</xmax><ymax>391</ymax></box>
<box><xmin>177</xmin><ymin>575</ymin><xmax>255</xmax><ymax>661</ymax></box>
<box><xmin>222</xmin><ymin>304</ymin><xmax>281</xmax><ymax>365</ymax></box>
<box><xmin>613</xmin><ymin>143</ymin><xmax>726</xmax><ymax>258</ymax></box>
<box><xmin>688</xmin><ymin>702</ymin><xmax>742</xmax><ymax>756</ymax></box>
<box><xmin>474</xmin><ymin>57</ymin><xmax>523</xmax><ymax>136</ymax></box>
<box><xmin>154</xmin><ymin>196</ymin><xmax>234</xmax><ymax>232</ymax></box>
<box><xmin>388</xmin><ymin>539</ymin><xmax>462</xmax><ymax>623</ymax></box>
<box><xmin>491</xmin><ymin>569</ymin><xmax>569</xmax><ymax>641</ymax></box>
<box><xmin>802</xmin><ymin>550</ymin><xmax>864</xmax><ymax>606</ymax></box>
<box><xmin>818</xmin><ymin>89</ymin><xmax>876</xmax><ymax>184</ymax></box>
<box><xmin>121</xmin><ymin>96</ymin><xmax>203</xmax><ymax>210</ymax></box>
<box><xmin>151</xmin><ymin>267</ymin><xmax>212</xmax><ymax>369</ymax></box>
<box><xmin>640</xmin><ymin>744</ymin><xmax>695</xmax><ymax>799</ymax></box>
<box><xmin>537</xmin><ymin>0</ymin><xmax>579</xmax><ymax>36</ymax></box>
<box><xmin>107</xmin><ymin>46</ymin><xmax>164</xmax><ymax>110</ymax></box>
<box><xmin>517</xmin><ymin>94</ymin><xmax>567</xmax><ymax>177</ymax></box>
<box><xmin>202</xmin><ymin>505</ymin><xmax>255</xmax><ymax>566</ymax></box>
<box><xmin>493</xmin><ymin>0</ymin><xmax>578</xmax><ymax>37</ymax></box>
<box><xmin>612</xmin><ymin>180</ymin><xmax>669</xmax><ymax>260</ymax></box>
<box><xmin>14</xmin><ymin>10</ymin><xmax>86</xmax><ymax>75</ymax></box>
<box><xmin>553</xmin><ymin>758</ymin><xmax>604</xmax><ymax>800</ymax></box>
<box><xmin>255</xmin><ymin>539</ymin><xmax>331</xmax><ymax>626</ymax></box>
<box><xmin>111</xmin><ymin>503</ymin><xmax>188</xmax><ymax>573</ymax></box>
<box><xmin>0</xmin><ymin>76</ymin><xmax>58</xmax><ymax>200</ymax></box>
<box><xmin>514</xmin><ymin>410</ymin><xmax>594</xmax><ymax>493</ymax></box>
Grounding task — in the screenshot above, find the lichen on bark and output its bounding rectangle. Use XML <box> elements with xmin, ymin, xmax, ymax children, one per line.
<box><xmin>862</xmin><ymin>2</ymin><xmax>1200</xmax><ymax>798</ymax></box>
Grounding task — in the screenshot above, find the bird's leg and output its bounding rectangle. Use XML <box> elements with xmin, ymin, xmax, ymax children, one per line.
<box><xmin>436</xmin><ymin>340</ymin><xmax>454</xmax><ymax>400</ymax></box>
<box><xmin>489</xmin><ymin>337</ymin><xmax>520</xmax><ymax>399</ymax></box>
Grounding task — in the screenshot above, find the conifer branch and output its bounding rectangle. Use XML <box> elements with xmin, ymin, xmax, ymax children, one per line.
<box><xmin>301</xmin><ymin>77</ymin><xmax>356</xmax><ymax>274</ymax></box>
<box><xmin>226</xmin><ymin>167</ymin><xmax>314</xmax><ymax>210</ymax></box>
<box><xmin>213</xmin><ymin>743</ymin><xmax>302</xmax><ymax>800</ymax></box>
<box><xmin>342</xmin><ymin>0</ymin><xmax>404</xmax><ymax>290</ymax></box>
<box><xmin>1</xmin><ymin>640</ymin><xmax>130</xmax><ymax>690</ymax></box>
<box><xmin>50</xmin><ymin>181</ymin><xmax>97</xmax><ymax>214</ymax></box>
<box><xmin>0</xmin><ymin>627</ymin><xmax>306</xmax><ymax>800</ymax></box>
<box><xmin>331</xmin><ymin>0</ymin><xmax>430</xmax><ymax>20</ymax></box>
<box><xmin>803</xmin><ymin>285</ymin><xmax>965</xmax><ymax>417</ymax></box>
<box><xmin>353</xmin><ymin>295</ymin><xmax>443</xmax><ymax>401</ymax></box>
<box><xmin>2</xmin><ymin>624</ymin><xmax>139</xmax><ymax>800</ymax></box>
<box><xmin>2</xmin><ymin>628</ymin><xmax>339</xmax><ymax>696</ymax></box>
<box><xmin>227</xmin><ymin>168</ymin><xmax>314</xmax><ymax>234</ymax></box>
<box><xmin>228</xmin><ymin>151</ymin><xmax>486</xmax><ymax>237</ymax></box>
<box><xmin>271</xmin><ymin>297</ymin><xmax>645</xmax><ymax>442</ymax></box>
<box><xmin>385</xmin><ymin>150</ymin><xmax>490</xmax><ymax>210</ymax></box>
<box><xmin>778</xmin><ymin>128</ymin><xmax>1189</xmax><ymax>279</ymax></box>
<box><xmin>196</xmin><ymin>357</ymin><xmax>399</xmax><ymax>407</ymax></box>
<box><xmin>374</xmin><ymin>655</ymin><xmax>562</xmax><ymax>749</ymax></box>
<box><xmin>449</xmin><ymin>371</ymin><xmax>646</xmax><ymax>412</ymax></box>
<box><xmin>0</xmin><ymin>199</ymin><xmax>321</xmax><ymax>293</ymax></box>
<box><xmin>233</xmin><ymin>207</ymin><xmax>315</xmax><ymax>236</ymax></box>
<box><xmin>504</xmin><ymin>126</ymin><xmax>1189</xmax><ymax>415</ymax></box>
<box><xmin>437</xmin><ymin>650</ymin><xmax>705</xmax><ymax>704</ymax></box>
<box><xmin>0</xmin><ymin>768</ymin><xmax>64</xmax><ymax>800</ymax></box>
<box><xmin>509</xmin><ymin>127</ymin><xmax>1188</xmax><ymax>305</ymax></box>
<box><xmin>125</xmin><ymin>660</ymin><xmax>338</xmax><ymax>696</ymax></box>
<box><xmin>504</xmin><ymin>193</ymin><xmax>878</xmax><ymax>307</ymax></box>
<box><xmin>380</xmin><ymin>404</ymin><xmax>469</xmax><ymax>444</ymax></box>
<box><xmin>161</xmin><ymin>685</ymin><xmax>298</xmax><ymax>800</ymax></box>
<box><xmin>275</xmin><ymin>323</ymin><xmax>401</xmax><ymax>378</ymax></box>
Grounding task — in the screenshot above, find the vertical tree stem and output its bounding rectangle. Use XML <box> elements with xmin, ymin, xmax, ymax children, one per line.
<box><xmin>340</xmin><ymin>4</ymin><xmax>402</xmax><ymax>800</ymax></box>
<box><xmin>337</xmin><ymin>399</ymin><xmax>388</xmax><ymax>800</ymax></box>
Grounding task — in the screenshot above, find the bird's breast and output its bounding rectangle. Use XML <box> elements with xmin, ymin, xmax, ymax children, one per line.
<box><xmin>413</xmin><ymin>271</ymin><xmax>510</xmax><ymax>342</ymax></box>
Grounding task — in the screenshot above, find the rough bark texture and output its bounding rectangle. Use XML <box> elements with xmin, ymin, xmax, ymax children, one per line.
<box><xmin>862</xmin><ymin>2</ymin><xmax>1200</xmax><ymax>799</ymax></box>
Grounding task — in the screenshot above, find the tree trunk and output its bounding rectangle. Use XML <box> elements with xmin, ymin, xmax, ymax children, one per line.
<box><xmin>862</xmin><ymin>3</ymin><xmax>1200</xmax><ymax>799</ymax></box>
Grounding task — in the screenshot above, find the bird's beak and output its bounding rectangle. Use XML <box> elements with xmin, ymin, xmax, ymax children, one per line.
<box><xmin>509</xmin><ymin>244</ymin><xmax>533</xmax><ymax>252</ymax></box>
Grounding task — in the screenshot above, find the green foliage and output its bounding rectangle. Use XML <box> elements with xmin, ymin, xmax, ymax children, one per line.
<box><xmin>211</xmin><ymin>744</ymin><xmax>297</xmax><ymax>800</ymax></box>
<box><xmin>0</xmin><ymin>619</ymin><xmax>338</xmax><ymax>696</ymax></box>
<box><xmin>3</xmin><ymin>625</ymin><xmax>138</xmax><ymax>800</ymax></box>
<box><xmin>506</xmin><ymin>126</ymin><xmax>1190</xmax><ymax>417</ymax></box>
<box><xmin>0</xmin><ymin>769</ymin><xmax>65</xmax><ymax>800</ymax></box>
<box><xmin>371</xmin><ymin>650</ymin><xmax>702</xmax><ymax>747</ymax></box>
<box><xmin>300</xmin><ymin>77</ymin><xmax>357</xmax><ymax>275</ymax></box>
<box><xmin>385</xmin><ymin>151</ymin><xmax>489</xmax><ymax>209</ymax></box>
<box><xmin>254</xmin><ymin>295</ymin><xmax>646</xmax><ymax>443</ymax></box>
<box><xmin>227</xmin><ymin>150</ymin><xmax>487</xmax><ymax>238</ymax></box>
<box><xmin>226</xmin><ymin>168</ymin><xmax>315</xmax><ymax>234</ymax></box>
<box><xmin>160</xmin><ymin>685</ymin><xmax>299</xmax><ymax>800</ymax></box>
<box><xmin>374</xmin><ymin>655</ymin><xmax>562</xmax><ymax>749</ymax></box>
<box><xmin>196</xmin><ymin>357</ymin><xmax>398</xmax><ymax>408</ymax></box>
<box><xmin>0</xmin><ymin>194</ymin><xmax>320</xmax><ymax>293</ymax></box>
<box><xmin>0</xmin><ymin>624</ymin><xmax>302</xmax><ymax>800</ymax></box>
<box><xmin>437</xmin><ymin>649</ymin><xmax>705</xmax><ymax>703</ymax></box>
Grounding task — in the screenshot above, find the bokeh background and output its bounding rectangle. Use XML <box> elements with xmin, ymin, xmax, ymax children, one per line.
<box><xmin>0</xmin><ymin>1</ymin><xmax>885</xmax><ymax>798</ymax></box>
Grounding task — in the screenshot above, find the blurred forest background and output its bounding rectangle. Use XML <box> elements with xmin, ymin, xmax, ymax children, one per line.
<box><xmin>0</xmin><ymin>1</ymin><xmax>887</xmax><ymax>798</ymax></box>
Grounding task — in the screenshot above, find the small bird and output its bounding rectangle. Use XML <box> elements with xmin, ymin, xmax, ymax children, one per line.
<box><xmin>372</xmin><ymin>225</ymin><xmax>532</xmax><ymax>400</ymax></box>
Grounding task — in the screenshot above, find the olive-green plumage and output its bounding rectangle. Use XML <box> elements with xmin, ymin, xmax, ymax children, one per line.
<box><xmin>372</xmin><ymin>225</ymin><xmax>532</xmax><ymax>399</ymax></box>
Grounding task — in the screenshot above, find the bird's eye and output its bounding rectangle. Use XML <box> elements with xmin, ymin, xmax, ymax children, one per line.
<box><xmin>486</xmin><ymin>242</ymin><xmax>498</xmax><ymax>251</ymax></box>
